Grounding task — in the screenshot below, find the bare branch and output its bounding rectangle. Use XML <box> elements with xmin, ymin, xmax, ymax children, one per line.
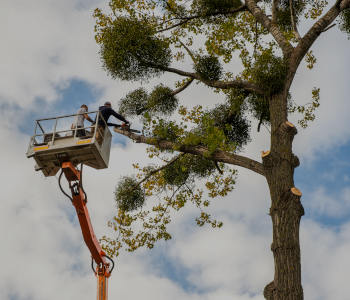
<box><xmin>149</xmin><ymin>63</ymin><xmax>265</xmax><ymax>94</ymax></box>
<box><xmin>171</xmin><ymin>78</ymin><xmax>194</xmax><ymax>96</ymax></box>
<box><xmin>114</xmin><ymin>128</ymin><xmax>265</xmax><ymax>176</ymax></box>
<box><xmin>156</xmin><ymin>5</ymin><xmax>248</xmax><ymax>33</ymax></box>
<box><xmin>286</xmin><ymin>1</ymin><xmax>345</xmax><ymax>91</ymax></box>
<box><xmin>179</xmin><ymin>40</ymin><xmax>197</xmax><ymax>63</ymax></box>
<box><xmin>156</xmin><ymin>19</ymin><xmax>190</xmax><ymax>33</ymax></box>
<box><xmin>245</xmin><ymin>0</ymin><xmax>294</xmax><ymax>57</ymax></box>
<box><xmin>253</xmin><ymin>20</ymin><xmax>259</xmax><ymax>58</ymax></box>
<box><xmin>322</xmin><ymin>23</ymin><xmax>337</xmax><ymax>32</ymax></box>
<box><xmin>272</xmin><ymin>0</ymin><xmax>279</xmax><ymax>23</ymax></box>
<box><xmin>184</xmin><ymin>4</ymin><xmax>247</xmax><ymax>20</ymax></box>
<box><xmin>214</xmin><ymin>161</ymin><xmax>224</xmax><ymax>174</ymax></box>
<box><xmin>199</xmin><ymin>76</ymin><xmax>265</xmax><ymax>94</ymax></box>
<box><xmin>289</xmin><ymin>0</ymin><xmax>301</xmax><ymax>40</ymax></box>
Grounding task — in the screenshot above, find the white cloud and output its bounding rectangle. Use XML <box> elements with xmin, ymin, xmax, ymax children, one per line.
<box><xmin>301</xmin><ymin>220</ymin><xmax>350</xmax><ymax>300</ymax></box>
<box><xmin>168</xmin><ymin>221</ymin><xmax>272</xmax><ymax>294</ymax></box>
<box><xmin>305</xmin><ymin>186</ymin><xmax>350</xmax><ymax>218</ymax></box>
<box><xmin>0</xmin><ymin>0</ymin><xmax>120</xmax><ymax>108</ymax></box>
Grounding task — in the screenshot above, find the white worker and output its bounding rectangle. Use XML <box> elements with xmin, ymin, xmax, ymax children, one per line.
<box><xmin>74</xmin><ymin>104</ymin><xmax>94</xmax><ymax>137</ymax></box>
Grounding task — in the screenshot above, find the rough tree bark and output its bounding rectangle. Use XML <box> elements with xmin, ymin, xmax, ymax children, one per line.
<box><xmin>263</xmin><ymin>92</ymin><xmax>305</xmax><ymax>300</ymax></box>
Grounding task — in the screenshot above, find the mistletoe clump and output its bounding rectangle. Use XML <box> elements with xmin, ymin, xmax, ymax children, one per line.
<box><xmin>195</xmin><ymin>55</ymin><xmax>223</xmax><ymax>81</ymax></box>
<box><xmin>189</xmin><ymin>155</ymin><xmax>216</xmax><ymax>177</ymax></box>
<box><xmin>100</xmin><ymin>17</ymin><xmax>171</xmax><ymax>81</ymax></box>
<box><xmin>247</xmin><ymin>93</ymin><xmax>270</xmax><ymax>129</ymax></box>
<box><xmin>119</xmin><ymin>85</ymin><xmax>179</xmax><ymax>117</ymax></box>
<box><xmin>198</xmin><ymin>0</ymin><xmax>242</xmax><ymax>13</ymax></box>
<box><xmin>276</xmin><ymin>0</ymin><xmax>306</xmax><ymax>31</ymax></box>
<box><xmin>162</xmin><ymin>155</ymin><xmax>217</xmax><ymax>187</ymax></box>
<box><xmin>152</xmin><ymin>120</ymin><xmax>181</xmax><ymax>142</ymax></box>
<box><xmin>115</xmin><ymin>177</ymin><xmax>145</xmax><ymax>211</ymax></box>
<box><xmin>209</xmin><ymin>104</ymin><xmax>250</xmax><ymax>150</ymax></box>
<box><xmin>163</xmin><ymin>159</ymin><xmax>191</xmax><ymax>186</ymax></box>
<box><xmin>190</xmin><ymin>116</ymin><xmax>229</xmax><ymax>154</ymax></box>
<box><xmin>119</xmin><ymin>88</ymin><xmax>148</xmax><ymax>116</ymax></box>
<box><xmin>148</xmin><ymin>84</ymin><xmax>179</xmax><ymax>115</ymax></box>
<box><xmin>224</xmin><ymin>87</ymin><xmax>269</xmax><ymax>132</ymax></box>
<box><xmin>251</xmin><ymin>51</ymin><xmax>287</xmax><ymax>95</ymax></box>
<box><xmin>339</xmin><ymin>9</ymin><xmax>350</xmax><ymax>36</ymax></box>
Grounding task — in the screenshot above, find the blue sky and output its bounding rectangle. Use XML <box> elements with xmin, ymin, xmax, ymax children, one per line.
<box><xmin>296</xmin><ymin>142</ymin><xmax>350</xmax><ymax>226</ymax></box>
<box><xmin>1</xmin><ymin>1</ymin><xmax>350</xmax><ymax>300</ymax></box>
<box><xmin>19</xmin><ymin>80</ymin><xmax>100</xmax><ymax>135</ymax></box>
<box><xmin>19</xmin><ymin>79</ymin><xmax>128</xmax><ymax>145</ymax></box>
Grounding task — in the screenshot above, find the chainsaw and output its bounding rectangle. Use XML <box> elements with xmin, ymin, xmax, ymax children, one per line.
<box><xmin>112</xmin><ymin>123</ymin><xmax>141</xmax><ymax>133</ymax></box>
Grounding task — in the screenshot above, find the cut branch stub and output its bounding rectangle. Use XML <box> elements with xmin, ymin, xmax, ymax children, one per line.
<box><xmin>261</xmin><ymin>150</ymin><xmax>273</xmax><ymax>170</ymax></box>
<box><xmin>261</xmin><ymin>150</ymin><xmax>271</xmax><ymax>158</ymax></box>
<box><xmin>263</xmin><ymin>281</ymin><xmax>276</xmax><ymax>300</ymax></box>
<box><xmin>285</xmin><ymin>121</ymin><xmax>294</xmax><ymax>128</ymax></box>
<box><xmin>291</xmin><ymin>154</ymin><xmax>300</xmax><ymax>168</ymax></box>
<box><xmin>281</xmin><ymin>120</ymin><xmax>297</xmax><ymax>136</ymax></box>
<box><xmin>272</xmin><ymin>121</ymin><xmax>298</xmax><ymax>162</ymax></box>
<box><xmin>291</xmin><ymin>187</ymin><xmax>302</xmax><ymax>197</ymax></box>
<box><xmin>271</xmin><ymin>187</ymin><xmax>304</xmax><ymax>215</ymax></box>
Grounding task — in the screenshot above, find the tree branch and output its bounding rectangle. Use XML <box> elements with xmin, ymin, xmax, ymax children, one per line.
<box><xmin>286</xmin><ymin>0</ymin><xmax>346</xmax><ymax>91</ymax></box>
<box><xmin>214</xmin><ymin>161</ymin><xmax>224</xmax><ymax>174</ymax></box>
<box><xmin>272</xmin><ymin>0</ymin><xmax>279</xmax><ymax>23</ymax></box>
<box><xmin>171</xmin><ymin>78</ymin><xmax>194</xmax><ymax>96</ymax></box>
<box><xmin>245</xmin><ymin>0</ymin><xmax>294</xmax><ymax>57</ymax></box>
<box><xmin>156</xmin><ymin>19</ymin><xmax>190</xmax><ymax>33</ymax></box>
<box><xmin>149</xmin><ymin>63</ymin><xmax>265</xmax><ymax>94</ymax></box>
<box><xmin>322</xmin><ymin>23</ymin><xmax>337</xmax><ymax>32</ymax></box>
<box><xmin>156</xmin><ymin>5</ymin><xmax>248</xmax><ymax>33</ymax></box>
<box><xmin>114</xmin><ymin>128</ymin><xmax>265</xmax><ymax>176</ymax></box>
<box><xmin>179</xmin><ymin>40</ymin><xmax>197</xmax><ymax>63</ymax></box>
<box><xmin>289</xmin><ymin>0</ymin><xmax>301</xmax><ymax>41</ymax></box>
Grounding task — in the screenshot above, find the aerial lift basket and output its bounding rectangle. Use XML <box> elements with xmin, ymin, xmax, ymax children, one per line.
<box><xmin>26</xmin><ymin>111</ymin><xmax>112</xmax><ymax>176</ymax></box>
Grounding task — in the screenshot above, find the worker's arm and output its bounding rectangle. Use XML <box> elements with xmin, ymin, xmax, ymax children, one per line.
<box><xmin>109</xmin><ymin>108</ymin><xmax>129</xmax><ymax>124</ymax></box>
<box><xmin>106</xmin><ymin>122</ymin><xmax>118</xmax><ymax>127</ymax></box>
<box><xmin>84</xmin><ymin>113</ymin><xmax>94</xmax><ymax>123</ymax></box>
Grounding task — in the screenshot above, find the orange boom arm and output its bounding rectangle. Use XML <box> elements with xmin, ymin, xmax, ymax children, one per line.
<box><xmin>61</xmin><ymin>161</ymin><xmax>113</xmax><ymax>300</ymax></box>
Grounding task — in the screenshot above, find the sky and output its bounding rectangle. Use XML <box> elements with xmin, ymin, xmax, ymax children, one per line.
<box><xmin>1</xmin><ymin>1</ymin><xmax>350</xmax><ymax>300</ymax></box>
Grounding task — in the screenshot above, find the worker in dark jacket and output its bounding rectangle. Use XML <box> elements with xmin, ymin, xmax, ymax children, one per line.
<box><xmin>97</xmin><ymin>101</ymin><xmax>129</xmax><ymax>127</ymax></box>
<box><xmin>95</xmin><ymin>101</ymin><xmax>129</xmax><ymax>144</ymax></box>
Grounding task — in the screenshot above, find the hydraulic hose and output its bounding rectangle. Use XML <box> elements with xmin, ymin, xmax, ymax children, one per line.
<box><xmin>79</xmin><ymin>163</ymin><xmax>88</xmax><ymax>203</ymax></box>
<box><xmin>58</xmin><ymin>169</ymin><xmax>73</xmax><ymax>202</ymax></box>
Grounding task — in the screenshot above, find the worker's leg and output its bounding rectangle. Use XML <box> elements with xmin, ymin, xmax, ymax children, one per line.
<box><xmin>95</xmin><ymin>125</ymin><xmax>105</xmax><ymax>145</ymax></box>
<box><xmin>76</xmin><ymin>126</ymin><xmax>86</xmax><ymax>137</ymax></box>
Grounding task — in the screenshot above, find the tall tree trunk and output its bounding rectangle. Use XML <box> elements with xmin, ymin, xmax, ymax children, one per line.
<box><xmin>263</xmin><ymin>92</ymin><xmax>305</xmax><ymax>300</ymax></box>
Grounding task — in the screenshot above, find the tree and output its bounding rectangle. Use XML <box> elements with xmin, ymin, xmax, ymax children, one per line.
<box><xmin>93</xmin><ymin>1</ymin><xmax>350</xmax><ymax>299</ymax></box>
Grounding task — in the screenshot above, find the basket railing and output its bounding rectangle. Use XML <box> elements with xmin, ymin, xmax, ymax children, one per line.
<box><xmin>30</xmin><ymin>111</ymin><xmax>108</xmax><ymax>146</ymax></box>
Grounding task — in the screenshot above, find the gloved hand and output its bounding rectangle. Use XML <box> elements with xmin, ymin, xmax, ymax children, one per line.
<box><xmin>121</xmin><ymin>122</ymin><xmax>130</xmax><ymax>130</ymax></box>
